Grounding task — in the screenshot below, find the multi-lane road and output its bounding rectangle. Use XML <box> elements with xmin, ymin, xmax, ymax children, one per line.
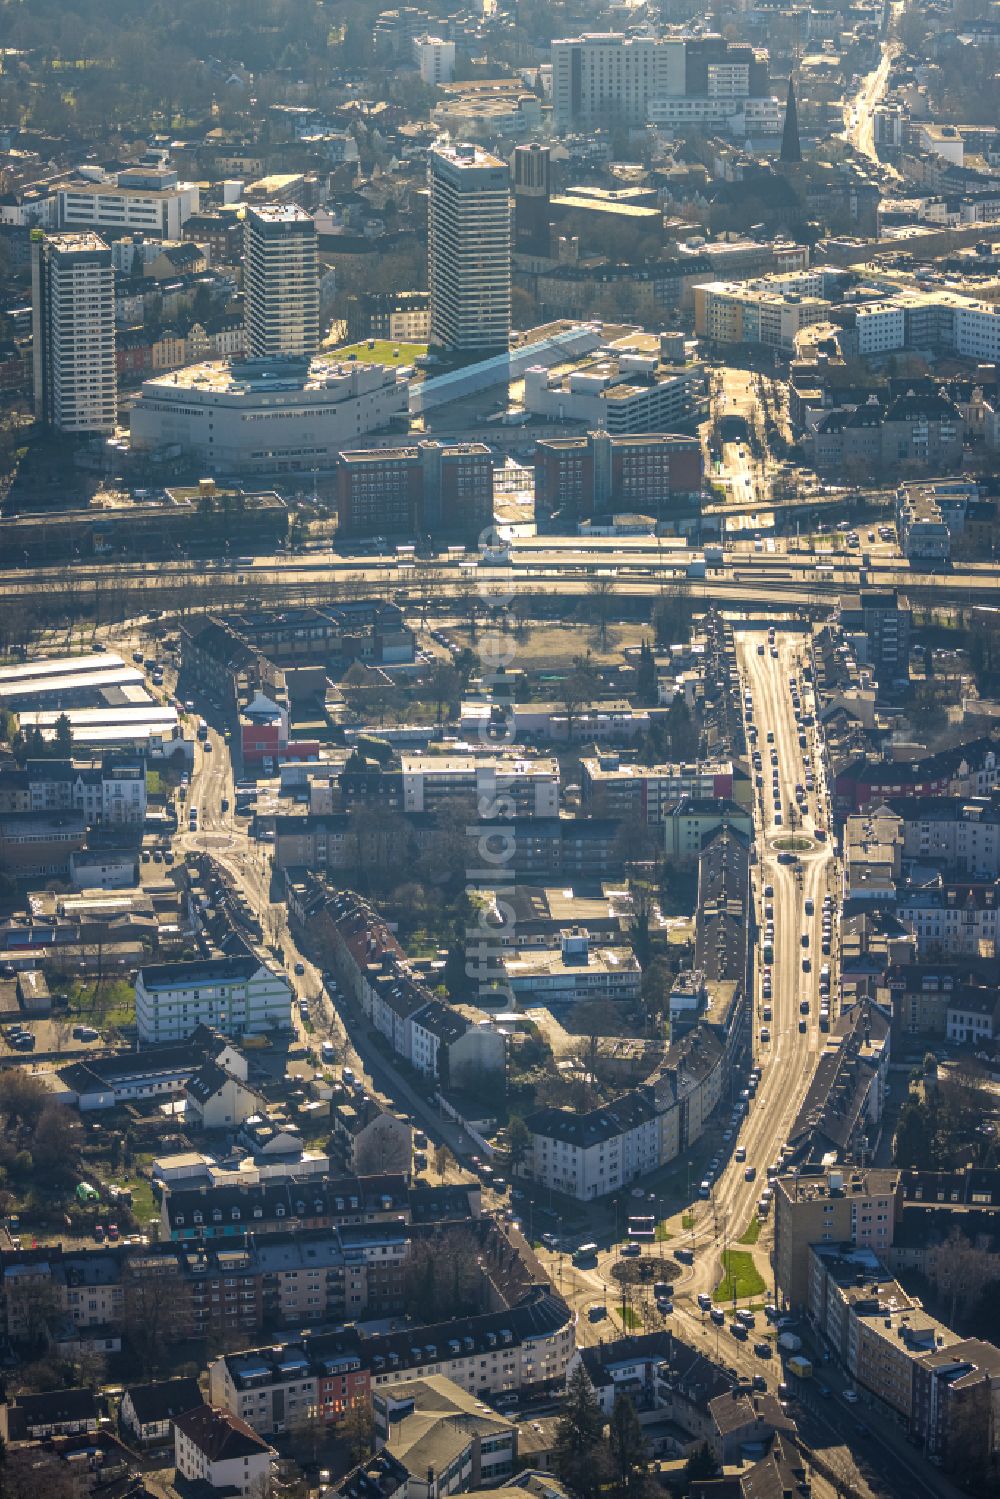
<box><xmin>10</xmin><ymin>535</ymin><xmax>1000</xmax><ymax>619</ymax></box>
<box><xmin>539</xmin><ymin>628</ymin><xmax>955</xmax><ymax>1499</ymax></box>
<box><xmin>843</xmin><ymin>23</ymin><xmax>903</xmax><ymax>181</ymax></box>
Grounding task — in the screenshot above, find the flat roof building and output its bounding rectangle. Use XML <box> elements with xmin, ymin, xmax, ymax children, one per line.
<box><xmin>31</xmin><ymin>231</ymin><xmax>117</xmax><ymax>435</ymax></box>
<box><xmin>130</xmin><ymin>356</ymin><xmax>408</xmax><ymax>473</ymax></box>
<box><xmin>244</xmin><ymin>204</ymin><xmax>319</xmax><ymax>361</ymax></box>
<box><xmin>429</xmin><ymin>142</ymin><xmax>511</xmax><ymax>358</ymax></box>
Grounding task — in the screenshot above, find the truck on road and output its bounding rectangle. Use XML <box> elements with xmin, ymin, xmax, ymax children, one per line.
<box><xmin>778</xmin><ymin>1332</ymin><xmax>802</xmax><ymax>1353</ymax></box>
<box><xmin>787</xmin><ymin>1354</ymin><xmax>812</xmax><ymax>1379</ymax></box>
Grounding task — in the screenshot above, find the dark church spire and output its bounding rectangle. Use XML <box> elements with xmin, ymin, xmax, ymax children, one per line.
<box><xmin>781</xmin><ymin>75</ymin><xmax>801</xmax><ymax>164</ymax></box>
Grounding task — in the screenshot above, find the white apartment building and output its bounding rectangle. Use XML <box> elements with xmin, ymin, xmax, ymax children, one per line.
<box><xmin>552</xmin><ymin>34</ymin><xmax>686</xmax><ymax>128</ymax></box>
<box><xmin>415</xmin><ymin>35</ymin><xmax>456</xmax><ymax>85</ymax></box>
<box><xmin>946</xmin><ymin>993</ymin><xmax>998</xmax><ymax>1044</ymax></box>
<box><xmin>523</xmin><ymin>351</ymin><xmax>702</xmax><ymax>433</ymax></box>
<box><xmin>173</xmin><ymin>1406</ymin><xmax>275</xmax><ymax>1498</ymax></box>
<box><xmin>59</xmin><ymin>167</ymin><xmax>200</xmax><ymax>239</ymax></box>
<box><xmin>399</xmin><ymin>753</ymin><xmax>560</xmax><ymax>818</ymax></box>
<box><xmin>31</xmin><ymin>231</ymin><xmax>117</xmax><ymax>435</ymax></box>
<box><xmin>647</xmin><ymin>93</ymin><xmax>782</xmax><ymax>134</ymax></box>
<box><xmin>428</xmin><ymin>142</ymin><xmax>511</xmax><ymax>356</ymax></box>
<box><xmin>135</xmin><ymin>955</ymin><xmax>292</xmax><ymax>1044</ymax></box>
<box><xmin>244</xmin><ymin>203</ymin><xmax>318</xmax><ymax>361</ymax></box>
<box><xmin>525</xmin><ymin>1093</ymin><xmax>661</xmax><ymax>1200</ymax></box>
<box><xmin>855</xmin><ymin>301</ymin><xmax>907</xmax><ymax>356</ymax></box>
<box><xmin>501</xmin><ymin>930</ymin><xmax>641</xmax><ymax>1009</ymax></box>
<box><xmin>953</xmin><ymin>300</ymin><xmax>1000</xmax><ymax>361</ymax></box>
<box><xmin>129</xmin><ymin>356</ymin><xmax>407</xmax><ymax>472</ymax></box>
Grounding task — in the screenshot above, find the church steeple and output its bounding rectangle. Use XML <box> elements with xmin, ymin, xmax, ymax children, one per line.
<box><xmin>781</xmin><ymin>75</ymin><xmax>801</xmax><ymax>164</ymax></box>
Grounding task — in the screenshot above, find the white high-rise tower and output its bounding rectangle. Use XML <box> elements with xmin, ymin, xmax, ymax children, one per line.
<box><xmin>31</xmin><ymin>230</ymin><xmax>117</xmax><ymax>435</ymax></box>
<box><xmin>428</xmin><ymin>142</ymin><xmax>511</xmax><ymax>358</ymax></box>
<box><xmin>243</xmin><ymin>203</ymin><xmax>319</xmax><ymax>360</ymax></box>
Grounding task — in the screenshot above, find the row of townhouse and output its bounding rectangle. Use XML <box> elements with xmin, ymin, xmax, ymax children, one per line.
<box><xmin>521</xmin><ymin>1023</ymin><xmax>727</xmax><ymax>1202</ymax></box>
<box><xmin>517</xmin><ymin>827</ymin><xmax>748</xmax><ymax>1202</ymax></box>
<box><xmin>1</xmin><ymin>1196</ymin><xmax>487</xmax><ymax>1348</ymax></box>
<box><xmin>208</xmin><ymin>1288</ymin><xmax>575</xmax><ymax>1436</ymax></box>
<box><xmin>315</xmin><ymin>890</ymin><xmax>506</xmax><ymax>1086</ymax></box>
<box><xmin>0</xmin><ymin>756</ymin><xmax>147</xmax><ymax>826</ymax></box>
<box><xmin>894</xmin><ymin>880</ymin><xmax>1000</xmax><ymax>956</ymax></box>
<box><xmin>834</xmin><ymin>735</ymin><xmax>1000</xmax><ymax>812</ymax></box>
<box><xmin>1</xmin><ymin>1220</ymin><xmax>409</xmax><ymax>1347</ymax></box>
<box><xmin>888</xmin><ymin>793</ymin><xmax>1000</xmax><ymax>878</ymax></box>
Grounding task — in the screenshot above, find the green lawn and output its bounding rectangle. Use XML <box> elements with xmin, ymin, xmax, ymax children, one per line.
<box><xmin>145</xmin><ymin>768</ymin><xmax>163</xmax><ymax>796</ymax></box>
<box><xmin>65</xmin><ymin>979</ymin><xmax>135</xmax><ymax>1030</ymax></box>
<box><xmin>681</xmin><ymin>1213</ymin><xmax>695</xmax><ymax>1230</ymax></box>
<box><xmin>619</xmin><ymin>1304</ymin><xmax>642</xmax><ymax>1330</ymax></box>
<box><xmin>655</xmin><ymin>1222</ymin><xmax>673</xmax><ymax>1242</ymax></box>
<box><xmin>120</xmin><ymin>1176</ymin><xmax>157</xmax><ymax>1225</ymax></box>
<box><xmin>713</xmin><ymin>1250</ymin><xmax>767</xmax><ymax>1303</ymax></box>
<box><xmin>328</xmin><ymin>339</ymin><xmax>427</xmax><ymax>367</ymax></box>
<box><xmin>738</xmin><ymin>1217</ymin><xmax>762</xmax><ymax>1245</ymax></box>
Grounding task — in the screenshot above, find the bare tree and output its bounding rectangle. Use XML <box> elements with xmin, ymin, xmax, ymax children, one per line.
<box><xmin>585</xmin><ymin>575</ymin><xmax>617</xmax><ymax>649</ymax></box>
<box><xmin>926</xmin><ymin>1226</ymin><xmax>996</xmax><ymax>1325</ymax></box>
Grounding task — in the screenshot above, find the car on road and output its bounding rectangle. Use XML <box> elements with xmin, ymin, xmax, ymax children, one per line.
<box><xmin>221</xmin><ymin>798</ymin><xmax>229</xmax><ymax>812</ymax></box>
<box><xmin>730</xmin><ymin>1322</ymin><xmax>748</xmax><ymax>1340</ymax></box>
<box><xmin>294</xmin><ymin>962</ymin><xmax>305</xmax><ymax>976</ymax></box>
<box><xmin>299</xmin><ymin>999</ymin><xmax>310</xmax><ymax>1018</ymax></box>
<box><xmin>744</xmin><ymin>1166</ymin><xmax>756</xmax><ymax>1182</ymax></box>
<box><xmin>842</xmin><ymin>1389</ymin><xmax>859</xmax><ymax>1403</ymax></box>
<box><xmin>588</xmin><ymin>1303</ymin><xmax>607</xmax><ymax>1320</ymax></box>
<box><xmin>621</xmin><ymin>1243</ymin><xmax>641</xmax><ymax>1258</ymax></box>
<box><xmin>710</xmin><ymin>1307</ymin><xmax>725</xmax><ymax>1325</ymax></box>
<box><xmin>735</xmin><ymin>1145</ymin><xmax>746</xmax><ymax>1162</ymax></box>
<box><xmin>754</xmin><ymin>1342</ymin><xmax>771</xmax><ymax>1358</ymax></box>
<box><xmin>698</xmin><ymin>1293</ymin><xmax>712</xmax><ymax>1311</ymax></box>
